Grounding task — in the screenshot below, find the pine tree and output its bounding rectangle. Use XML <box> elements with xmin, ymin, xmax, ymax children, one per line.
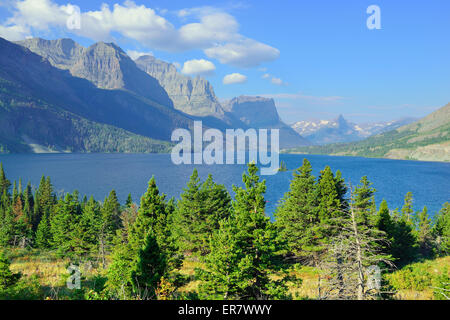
<box><xmin>375</xmin><ymin>199</ymin><xmax>395</xmax><ymax>255</ymax></box>
<box><xmin>173</xmin><ymin>170</ymin><xmax>231</xmax><ymax>255</ymax></box>
<box><xmin>390</xmin><ymin>215</ymin><xmax>418</xmax><ymax>267</ymax></box>
<box><xmin>198</xmin><ymin>164</ymin><xmax>293</xmax><ymax>300</ymax></box>
<box><xmin>351</xmin><ymin>176</ymin><xmax>377</xmax><ymax>228</ymax></box>
<box><xmin>107</xmin><ymin>179</ymin><xmax>177</xmax><ymax>297</ymax></box>
<box><xmin>22</xmin><ymin>182</ymin><xmax>34</xmax><ymax>230</ymax></box>
<box><xmin>0</xmin><ymin>163</ymin><xmax>11</xmax><ymax>197</ymax></box>
<box><xmin>197</xmin><ymin>218</ymin><xmax>251</xmax><ymax>299</ymax></box>
<box><xmin>0</xmin><ymin>250</ymin><xmax>20</xmax><ymax>290</ymax></box>
<box><xmin>0</xmin><ymin>208</ymin><xmax>15</xmax><ymax>246</ymax></box>
<box><xmin>401</xmin><ymin>192</ymin><xmax>414</xmax><ymax>225</ymax></box>
<box><xmin>126</xmin><ymin>194</ymin><xmax>133</xmax><ymax>208</ymax></box>
<box><xmin>128</xmin><ymin>177</ymin><xmax>178</xmax><ymax>270</ymax></box>
<box><xmin>433</xmin><ymin>202</ymin><xmax>450</xmax><ymax>256</ymax></box>
<box><xmin>50</xmin><ymin>192</ymin><xmax>81</xmax><ymax>256</ymax></box>
<box><xmin>231</xmin><ymin>163</ymin><xmax>289</xmax><ymax>299</ymax></box>
<box><xmin>35</xmin><ymin>212</ymin><xmax>51</xmax><ymax>248</ymax></box>
<box><xmin>71</xmin><ymin>196</ymin><xmax>101</xmax><ymax>257</ymax></box>
<box><xmin>131</xmin><ymin>231</ymin><xmax>166</xmax><ymax>299</ymax></box>
<box><xmin>275</xmin><ymin>158</ymin><xmax>321</xmax><ymax>263</ymax></box>
<box><xmin>316</xmin><ymin>166</ymin><xmax>346</xmax><ymax>250</ymax></box>
<box><xmin>417</xmin><ymin>206</ymin><xmax>434</xmax><ymax>258</ymax></box>
<box><xmin>98</xmin><ymin>190</ymin><xmax>121</xmax><ymax>266</ymax></box>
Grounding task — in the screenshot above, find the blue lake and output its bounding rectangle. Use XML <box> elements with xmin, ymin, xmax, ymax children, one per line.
<box><xmin>0</xmin><ymin>153</ymin><xmax>448</xmax><ymax>218</ymax></box>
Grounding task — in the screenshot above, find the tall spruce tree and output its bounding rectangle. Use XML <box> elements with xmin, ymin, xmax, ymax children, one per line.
<box><xmin>275</xmin><ymin>159</ymin><xmax>321</xmax><ymax>263</ymax></box>
<box><xmin>131</xmin><ymin>231</ymin><xmax>166</xmax><ymax>299</ymax></box>
<box><xmin>351</xmin><ymin>176</ymin><xmax>377</xmax><ymax>228</ymax></box>
<box><xmin>0</xmin><ymin>250</ymin><xmax>20</xmax><ymax>290</ymax></box>
<box><xmin>433</xmin><ymin>202</ymin><xmax>450</xmax><ymax>256</ymax></box>
<box><xmin>417</xmin><ymin>206</ymin><xmax>434</xmax><ymax>258</ymax></box>
<box><xmin>173</xmin><ymin>170</ymin><xmax>231</xmax><ymax>255</ymax></box>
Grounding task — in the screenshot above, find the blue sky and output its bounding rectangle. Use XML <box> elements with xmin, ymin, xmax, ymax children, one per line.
<box><xmin>0</xmin><ymin>0</ymin><xmax>449</xmax><ymax>123</ymax></box>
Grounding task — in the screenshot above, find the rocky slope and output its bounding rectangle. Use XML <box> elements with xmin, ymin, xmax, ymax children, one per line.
<box><xmin>135</xmin><ymin>55</ymin><xmax>224</xmax><ymax>118</ymax></box>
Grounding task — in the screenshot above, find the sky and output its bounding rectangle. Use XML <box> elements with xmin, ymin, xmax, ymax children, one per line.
<box><xmin>0</xmin><ymin>0</ymin><xmax>449</xmax><ymax>124</ymax></box>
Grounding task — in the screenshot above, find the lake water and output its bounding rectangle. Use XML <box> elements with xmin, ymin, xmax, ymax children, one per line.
<box><xmin>0</xmin><ymin>154</ymin><xmax>448</xmax><ymax>218</ymax></box>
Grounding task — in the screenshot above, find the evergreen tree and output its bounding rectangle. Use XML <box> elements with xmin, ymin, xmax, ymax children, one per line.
<box><xmin>131</xmin><ymin>231</ymin><xmax>166</xmax><ymax>299</ymax></box>
<box><xmin>230</xmin><ymin>164</ymin><xmax>288</xmax><ymax>299</ymax></box>
<box><xmin>0</xmin><ymin>251</ymin><xmax>20</xmax><ymax>290</ymax></box>
<box><xmin>126</xmin><ymin>193</ymin><xmax>133</xmax><ymax>208</ymax></box>
<box><xmin>375</xmin><ymin>199</ymin><xmax>395</xmax><ymax>255</ymax></box>
<box><xmin>401</xmin><ymin>192</ymin><xmax>414</xmax><ymax>225</ymax></box>
<box><xmin>275</xmin><ymin>158</ymin><xmax>321</xmax><ymax>263</ymax></box>
<box><xmin>316</xmin><ymin>166</ymin><xmax>346</xmax><ymax>245</ymax></box>
<box><xmin>173</xmin><ymin>170</ymin><xmax>231</xmax><ymax>255</ymax></box>
<box><xmin>0</xmin><ymin>208</ymin><xmax>14</xmax><ymax>246</ymax></box>
<box><xmin>71</xmin><ymin>196</ymin><xmax>101</xmax><ymax>257</ymax></box>
<box><xmin>197</xmin><ymin>218</ymin><xmax>251</xmax><ymax>299</ymax></box>
<box><xmin>351</xmin><ymin>176</ymin><xmax>377</xmax><ymax>228</ymax></box>
<box><xmin>433</xmin><ymin>202</ymin><xmax>450</xmax><ymax>256</ymax></box>
<box><xmin>0</xmin><ymin>163</ymin><xmax>11</xmax><ymax>197</ymax></box>
<box><xmin>416</xmin><ymin>206</ymin><xmax>434</xmax><ymax>258</ymax></box>
<box><xmin>35</xmin><ymin>212</ymin><xmax>51</xmax><ymax>248</ymax></box>
<box><xmin>128</xmin><ymin>177</ymin><xmax>178</xmax><ymax>270</ymax></box>
<box><xmin>50</xmin><ymin>192</ymin><xmax>81</xmax><ymax>255</ymax></box>
<box><xmin>98</xmin><ymin>190</ymin><xmax>121</xmax><ymax>266</ymax></box>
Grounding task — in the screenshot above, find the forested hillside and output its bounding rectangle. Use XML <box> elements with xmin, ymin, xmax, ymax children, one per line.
<box><xmin>0</xmin><ymin>161</ymin><xmax>448</xmax><ymax>300</ymax></box>
<box><xmin>286</xmin><ymin>103</ymin><xmax>450</xmax><ymax>162</ymax></box>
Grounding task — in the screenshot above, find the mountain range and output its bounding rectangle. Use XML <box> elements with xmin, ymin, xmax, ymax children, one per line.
<box><xmin>286</xmin><ymin>103</ymin><xmax>450</xmax><ymax>162</ymax></box>
<box><xmin>1</xmin><ymin>36</ymin><xmax>447</xmax><ymax>159</ymax></box>
<box><xmin>0</xmin><ymin>37</ymin><xmax>308</xmax><ymax>153</ymax></box>
<box><xmin>291</xmin><ymin>115</ymin><xmax>416</xmax><ymax>145</ymax></box>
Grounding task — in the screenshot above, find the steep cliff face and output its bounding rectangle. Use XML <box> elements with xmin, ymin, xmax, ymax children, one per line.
<box><xmin>223</xmin><ymin>96</ymin><xmax>281</xmax><ymax>127</ymax></box>
<box><xmin>135</xmin><ymin>55</ymin><xmax>225</xmax><ymax>117</ymax></box>
<box><xmin>16</xmin><ymin>38</ymin><xmax>173</xmax><ymax>108</ymax></box>
<box><xmin>223</xmin><ymin>96</ymin><xmax>310</xmax><ymax>148</ymax></box>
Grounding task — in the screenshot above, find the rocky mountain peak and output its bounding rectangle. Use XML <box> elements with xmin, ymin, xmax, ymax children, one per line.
<box><xmin>135</xmin><ymin>55</ymin><xmax>224</xmax><ymax>117</ymax></box>
<box><xmin>16</xmin><ymin>38</ymin><xmax>173</xmax><ymax>108</ymax></box>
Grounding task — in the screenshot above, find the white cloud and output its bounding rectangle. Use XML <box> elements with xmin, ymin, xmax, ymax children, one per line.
<box><xmin>181</xmin><ymin>59</ymin><xmax>215</xmax><ymax>75</ymax></box>
<box><xmin>271</xmin><ymin>77</ymin><xmax>286</xmax><ymax>86</ymax></box>
<box><xmin>204</xmin><ymin>38</ymin><xmax>280</xmax><ymax>68</ymax></box>
<box><xmin>262</xmin><ymin>73</ymin><xmax>270</xmax><ymax>79</ymax></box>
<box><xmin>126</xmin><ymin>50</ymin><xmax>153</xmax><ymax>60</ymax></box>
<box><xmin>0</xmin><ymin>0</ymin><xmax>280</xmax><ymax>68</ymax></box>
<box><xmin>223</xmin><ymin>73</ymin><xmax>247</xmax><ymax>85</ymax></box>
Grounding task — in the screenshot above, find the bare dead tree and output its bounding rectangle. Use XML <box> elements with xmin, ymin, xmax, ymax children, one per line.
<box><xmin>318</xmin><ymin>189</ymin><xmax>395</xmax><ymax>300</ymax></box>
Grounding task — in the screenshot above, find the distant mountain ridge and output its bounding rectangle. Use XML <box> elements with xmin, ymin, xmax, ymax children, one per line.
<box><xmin>291</xmin><ymin>115</ymin><xmax>416</xmax><ymax>145</ymax></box>
<box><xmin>286</xmin><ymin>103</ymin><xmax>450</xmax><ymax>162</ymax></box>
